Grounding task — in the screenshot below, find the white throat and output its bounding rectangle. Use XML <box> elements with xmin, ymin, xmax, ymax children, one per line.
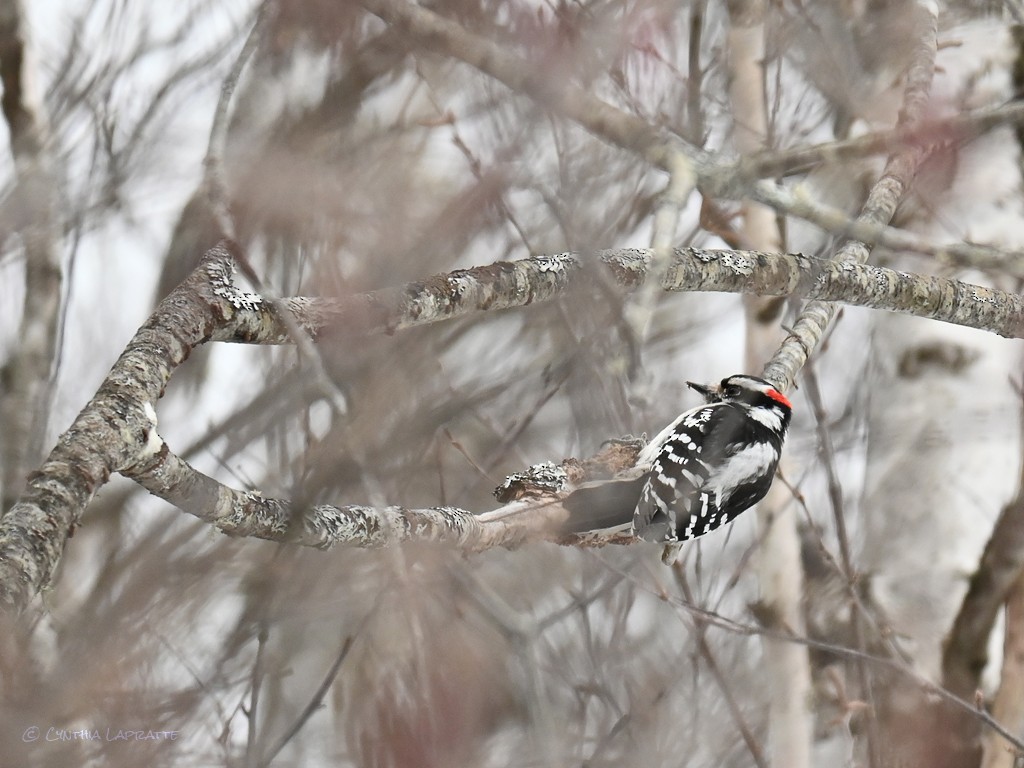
<box><xmin>747</xmin><ymin>404</ymin><xmax>786</xmax><ymax>433</ymax></box>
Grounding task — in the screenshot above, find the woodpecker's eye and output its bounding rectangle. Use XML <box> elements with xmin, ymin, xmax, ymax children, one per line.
<box><xmin>723</xmin><ymin>384</ymin><xmax>741</xmax><ymax>398</ymax></box>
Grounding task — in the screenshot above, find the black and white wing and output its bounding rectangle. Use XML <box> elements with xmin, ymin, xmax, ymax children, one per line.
<box><xmin>632</xmin><ymin>403</ymin><xmax>777</xmax><ymax>542</ymax></box>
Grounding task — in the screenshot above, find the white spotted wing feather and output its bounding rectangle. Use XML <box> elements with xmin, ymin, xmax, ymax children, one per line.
<box><xmin>632</xmin><ymin>402</ymin><xmax>783</xmax><ymax>542</ymax></box>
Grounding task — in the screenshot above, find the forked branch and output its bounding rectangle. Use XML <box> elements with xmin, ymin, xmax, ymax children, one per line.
<box><xmin>1</xmin><ymin>242</ymin><xmax>1023</xmax><ymax>613</ymax></box>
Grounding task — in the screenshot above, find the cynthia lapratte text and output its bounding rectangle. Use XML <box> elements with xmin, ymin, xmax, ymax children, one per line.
<box><xmin>22</xmin><ymin>726</ymin><xmax>180</xmax><ymax>742</ymax></box>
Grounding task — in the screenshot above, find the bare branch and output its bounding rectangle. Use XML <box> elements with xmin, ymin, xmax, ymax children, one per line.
<box><xmin>0</xmin><ymin>0</ymin><xmax>62</xmax><ymax>510</ymax></box>
<box><xmin>5</xmin><ymin>239</ymin><xmax>1024</xmax><ymax>613</ymax></box>
<box><xmin>675</xmin><ymin>566</ymin><xmax>769</xmax><ymax>768</ymax></box>
<box><xmin>942</xmin><ymin>472</ymin><xmax>1024</xmax><ymax>700</ymax></box>
<box><xmin>257</xmin><ymin>637</ymin><xmax>354</xmax><ymax>768</ymax></box>
<box><xmin>622</xmin><ymin>150</ymin><xmax>696</xmax><ymax>381</ymax></box>
<box><xmin>657</xmin><ymin>590</ymin><xmax>1024</xmax><ymax>756</ymax></box>
<box><xmin>980</xmin><ymin>570</ymin><xmax>1024</xmax><ymax>768</ymax></box>
<box><xmin>803</xmin><ymin>363</ymin><xmax>882</xmax><ymax>766</ymax></box>
<box><xmin>123</xmin><ymin>433</ymin><xmax>557</xmax><ymax>551</ymax></box>
<box><xmin>209</xmin><ymin>248</ymin><xmax>1024</xmax><ymax>344</ymax></box>
<box><xmin>353</xmin><ymin>0</ymin><xmax>1021</xmax><ymax>282</ymax></box>
<box><xmin>200</xmin><ymin>3</ymin><xmax>353</xmax><ymax>420</ymax></box>
<box><xmin>0</xmin><ymin>244</ymin><xmax>235</xmax><ymax>612</ymax></box>
<box><xmin>762</xmin><ymin>0</ymin><xmax>938</xmax><ymax>393</ymax></box>
<box><xmin>203</xmin><ymin>1</ymin><xmax>273</xmax><ymax>241</ymax></box>
<box><xmin>736</xmin><ymin>100</ymin><xmax>1024</xmax><ymax>182</ymax></box>
<box><xmin>356</xmin><ymin>0</ymin><xmax>695</xmax><ymax>170</ymax></box>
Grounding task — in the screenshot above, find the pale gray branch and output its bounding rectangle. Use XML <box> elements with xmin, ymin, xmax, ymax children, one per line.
<box><xmin>734</xmin><ymin>100</ymin><xmax>1024</xmax><ymax>182</ymax></box>
<box><xmin>212</xmin><ymin>248</ymin><xmax>1024</xmax><ymax>344</ymax></box>
<box><xmin>124</xmin><ymin>436</ymin><xmax>548</xmax><ymax>551</ymax></box>
<box><xmin>0</xmin><ymin>1</ymin><xmax>63</xmax><ymax>510</ymax></box>
<box><xmin>762</xmin><ymin>0</ymin><xmax>938</xmax><ymax>393</ymax></box>
<box><xmin>203</xmin><ymin>1</ymin><xmax>272</xmax><ymax>240</ymax></box>
<box><xmin>4</xmin><ymin>240</ymin><xmax>1024</xmax><ymax>613</ymax></box>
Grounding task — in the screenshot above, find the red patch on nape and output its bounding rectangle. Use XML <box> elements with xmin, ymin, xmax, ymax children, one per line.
<box><xmin>767</xmin><ymin>388</ymin><xmax>792</xmax><ymax>409</ymax></box>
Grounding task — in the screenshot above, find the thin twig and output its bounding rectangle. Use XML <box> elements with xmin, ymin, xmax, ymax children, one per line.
<box><xmin>685</xmin><ymin>0</ymin><xmax>706</xmax><ymax>146</ymax></box>
<box><xmin>674</xmin><ymin>565</ymin><xmax>770</xmax><ymax>768</ymax></box>
<box><xmin>736</xmin><ymin>100</ymin><xmax>1024</xmax><ymax>182</ymax></box>
<box><xmin>201</xmin><ymin>3</ymin><xmax>356</xmax><ymax>439</ymax></box>
<box><xmin>258</xmin><ymin>637</ymin><xmax>355</xmax><ymax>768</ymax></box>
<box><xmin>244</xmin><ymin>624</ymin><xmax>269</xmax><ymax>768</ymax></box>
<box><xmin>203</xmin><ymin>1</ymin><xmax>274</xmax><ymax>241</ymax></box>
<box><xmin>597</xmin><ymin>554</ymin><xmax>1024</xmax><ymax>755</ymax></box>
<box><xmin>802</xmin><ymin>363</ymin><xmax>880</xmax><ymax>768</ymax></box>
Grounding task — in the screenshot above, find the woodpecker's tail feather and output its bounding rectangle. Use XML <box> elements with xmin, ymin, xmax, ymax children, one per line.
<box><xmin>559</xmin><ymin>476</ymin><xmax>646</xmax><ymax>534</ymax></box>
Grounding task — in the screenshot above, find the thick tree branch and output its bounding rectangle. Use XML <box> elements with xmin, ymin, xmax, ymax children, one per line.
<box><xmin>211</xmin><ymin>248</ymin><xmax>1024</xmax><ymax>344</ymax></box>
<box><xmin>0</xmin><ymin>244</ymin><xmax>241</xmax><ymax>611</ymax></box>
<box><xmin>122</xmin><ymin>435</ymin><xmax>562</xmax><ymax>551</ymax></box>
<box><xmin>4</xmin><ymin>240</ymin><xmax>1024</xmax><ymax>613</ymax></box>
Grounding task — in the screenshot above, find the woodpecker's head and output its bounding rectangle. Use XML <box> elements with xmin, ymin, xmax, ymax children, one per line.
<box><xmin>687</xmin><ymin>375</ymin><xmax>792</xmax><ymax>431</ymax></box>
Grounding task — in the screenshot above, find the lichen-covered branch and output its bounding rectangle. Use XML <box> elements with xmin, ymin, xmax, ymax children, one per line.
<box><xmin>211</xmin><ymin>250</ymin><xmax>641</xmax><ymax>341</ymax></box>
<box><xmin>4</xmin><ymin>238</ymin><xmax>1024</xmax><ymax>613</ymax></box>
<box><xmin>0</xmin><ymin>244</ymin><xmax>258</xmax><ymax>612</ymax></box>
<box><xmin>122</xmin><ymin>435</ymin><xmax>561</xmax><ymax>551</ymax></box>
<box><xmin>213</xmin><ymin>248</ymin><xmax>1024</xmax><ymax>344</ymax></box>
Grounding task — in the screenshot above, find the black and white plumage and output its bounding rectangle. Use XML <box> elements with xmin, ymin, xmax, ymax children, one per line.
<box><xmin>632</xmin><ymin>374</ymin><xmax>791</xmax><ymax>543</ymax></box>
<box><xmin>561</xmin><ymin>374</ymin><xmax>791</xmax><ymax>545</ymax></box>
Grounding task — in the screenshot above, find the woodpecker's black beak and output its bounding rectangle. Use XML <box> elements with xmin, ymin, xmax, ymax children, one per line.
<box><xmin>686</xmin><ymin>381</ymin><xmax>720</xmax><ymax>403</ymax></box>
